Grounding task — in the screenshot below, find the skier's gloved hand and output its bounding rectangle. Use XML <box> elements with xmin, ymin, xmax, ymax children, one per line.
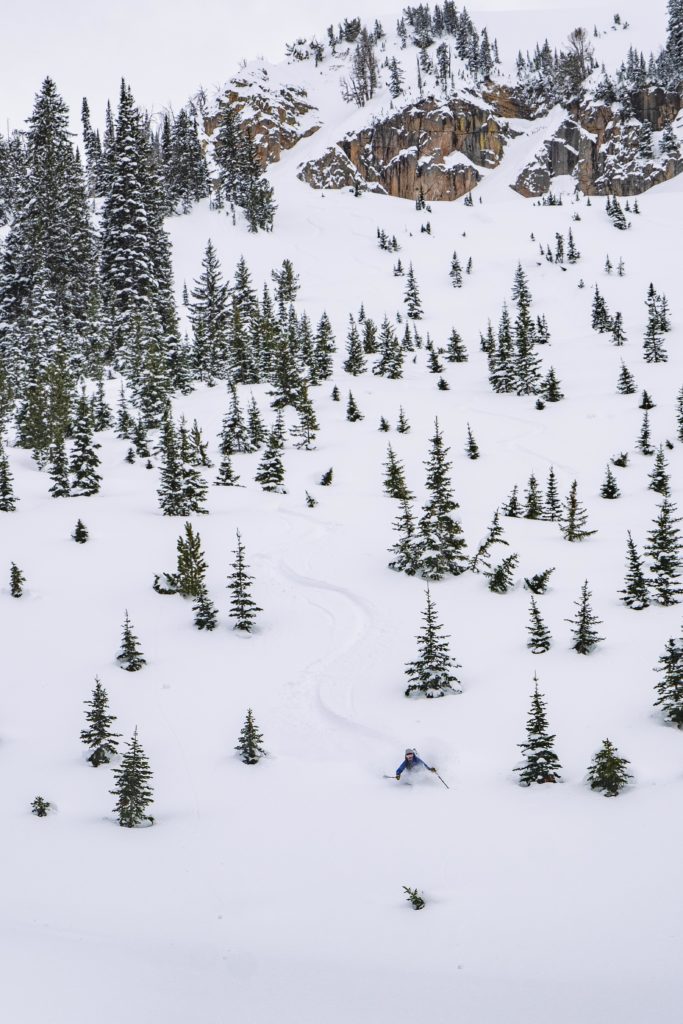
<box><xmin>430</xmin><ymin>767</ymin><xmax>437</xmax><ymax>773</ymax></box>
<box><xmin>395</xmin><ymin>774</ymin><xmax>401</xmax><ymax>780</ymax></box>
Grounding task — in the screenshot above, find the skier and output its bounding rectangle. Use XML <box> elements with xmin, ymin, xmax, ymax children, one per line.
<box><xmin>395</xmin><ymin>748</ymin><xmax>437</xmax><ymax>780</ymax></box>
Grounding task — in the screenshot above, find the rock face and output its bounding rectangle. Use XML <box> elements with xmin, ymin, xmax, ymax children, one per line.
<box><xmin>513</xmin><ymin>88</ymin><xmax>683</xmax><ymax>197</ymax></box>
<box><xmin>204</xmin><ymin>70</ymin><xmax>320</xmax><ymax>167</ymax></box>
<box><xmin>298</xmin><ymin>96</ymin><xmax>516</xmax><ymax>200</ymax></box>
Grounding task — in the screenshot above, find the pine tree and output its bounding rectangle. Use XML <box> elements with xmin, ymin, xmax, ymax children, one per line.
<box><xmin>47</xmin><ymin>435</ymin><xmax>71</xmax><ymax>498</ymax></box>
<box><xmin>313</xmin><ymin>312</ymin><xmax>336</xmax><ymax>380</ymax></box>
<box><xmin>527</xmin><ymin>596</ymin><xmax>552</xmax><ymax>653</ymax></box>
<box><xmin>654</xmin><ymin>637</ymin><xmax>683</xmax><ymax>727</ymax></box>
<box><xmin>388</xmin><ymin>495</ymin><xmax>421</xmax><ymax>576</ymax></box>
<box><xmin>404</xmin><ymin>588</ymin><xmax>461</xmax><ymax>698</ymax></box>
<box><xmin>246</xmin><ymin>394</ymin><xmax>267</xmax><ymax>449</ymax></box>
<box><xmin>31</xmin><ymin>796</ymin><xmax>51</xmax><ymax>817</ymax></box>
<box><xmin>383</xmin><ymin>444</ymin><xmax>412</xmax><ymax>500</ymax></box>
<box><xmin>346</xmin><ymin>391</ymin><xmax>364</xmax><ymax>422</ymax></box>
<box><xmin>175</xmin><ymin>522</ymin><xmax>208</xmax><ymax>598</ymax></box>
<box><xmin>177</xmin><ymin>417</ymin><xmax>209</xmax><ymax>513</ymax></box>
<box><xmin>515</xmin><ymin>679</ymin><xmax>562</xmax><ymax>785</ymax></box>
<box><xmin>227</xmin><ymin>530</ymin><xmax>262</xmax><ymax>632</ymax></box>
<box><xmin>343</xmin><ymin>316</ymin><xmax>367</xmax><ymax>375</ymax></box>
<box><xmin>70</xmin><ymin>390</ymin><xmax>102</xmax><ymax>496</ymax></box>
<box><xmin>0</xmin><ymin>436</ymin><xmax>17</xmax><ymax>511</ymax></box>
<box><xmin>396</xmin><ymin>407</ymin><xmax>410</xmax><ymax>434</ymax></box>
<box><xmin>415</xmin><ymin>420</ymin><xmax>468</xmax><ymax>580</ymax></box>
<box><xmin>110</xmin><ymin>727</ymin><xmax>154</xmax><ymax>827</ymax></box>
<box><xmin>560</xmin><ymin>480</ymin><xmax>596</xmax><ymax>541</ymax></box>
<box><xmin>10</xmin><ymin>562</ymin><xmax>25</xmax><ymax>597</ymax></box>
<box><xmin>587</xmin><ymin>739</ymin><xmax>632</xmax><ymax>796</ymax></box>
<box><xmin>72</xmin><ymin>519</ymin><xmax>89</xmax><ymax>543</ymax></box>
<box><xmin>619</xmin><ymin>532</ymin><xmax>650</xmax><ymax>610</ymax></box>
<box><xmin>645</xmin><ymin>498</ymin><xmax>683</xmax><ymax>605</ymax></box>
<box><xmin>320</xmin><ymin>468</ymin><xmax>333</xmax><ymax>486</ymax></box>
<box><xmin>591</xmin><ymin>286</ymin><xmax>610</xmax><ymax>332</ymax></box>
<box><xmin>81</xmin><ymin>677</ymin><xmax>120</xmax><ymax>766</ymax></box>
<box><xmin>305</xmin><ymin>490</ymin><xmax>317</xmax><ymax>508</ymax></box>
<box><xmin>379</xmin><ymin>416</ymin><xmax>390</xmax><ymax>432</ymax></box>
<box><xmin>503</xmin><ymin>484</ymin><xmax>521</xmax><ymax>517</ymax></box>
<box><xmin>600</xmin><ymin>464</ymin><xmax>620</xmax><ymax>499</ymax></box>
<box><xmin>235</xmin><ymin>708</ymin><xmax>267</xmax><ymax>763</ymax></box>
<box><xmin>255</xmin><ymin>423</ymin><xmax>286</xmax><ymax>493</ymax></box>
<box><xmin>290</xmin><ymin>387</ymin><xmax>320</xmax><ymax>450</ymax></box>
<box><xmin>449</xmin><ymin>251</ymin><xmax>463</xmax><ymax>287</ymax></box>
<box><xmin>524</xmin><ymin>473</ymin><xmax>545</xmax><ymax>519</ymax></box>
<box><xmin>643</xmin><ymin>284</ymin><xmax>667</xmax><ymax>363</ymax></box>
<box><xmin>193</xmin><ymin>585</ymin><xmax>218</xmax><ymax>631</ymax></box>
<box><xmin>648</xmin><ymin>445</ymin><xmax>670</xmax><ymax>496</ymax></box>
<box><xmin>469</xmin><ymin>509</ymin><xmax>508</xmax><ymax>573</ymax></box>
<box><xmin>544</xmin><ymin>467</ymin><xmax>562</xmax><ymax>521</ymax></box>
<box><xmin>373</xmin><ymin>317</ymin><xmax>404</xmax><ymax>378</ymax></box>
<box><xmin>524</xmin><ymin>568</ymin><xmax>555</xmax><ymax>595</ymax></box>
<box><xmin>541</xmin><ymin>367</ymin><xmax>564</xmax><ymax>402</ymax></box>
<box><xmin>567</xmin><ymin>580</ymin><xmax>604</xmax><ymax>654</ymax></box>
<box><xmin>464</xmin><ymin>423</ymin><xmax>480</xmax><ymax>460</ymax></box>
<box><xmin>446</xmin><ymin>329</ymin><xmax>468</xmax><ymax>362</ymax></box>
<box><xmin>485</xmin><ymin>552</ymin><xmax>519</xmax><ymax>594</ymax></box>
<box><xmin>117</xmin><ymin>611</ymin><xmax>146</xmax><ymax>671</ymax></box>
<box><xmin>616</xmin><ymin>362</ymin><xmax>636</xmax><ymax>395</ymax></box>
<box><xmin>610</xmin><ymin>311</ymin><xmax>626</xmax><ymax>346</ymax></box>
<box><xmin>404</xmin><ymin>264</ymin><xmax>423</xmax><ymax>319</ymax></box>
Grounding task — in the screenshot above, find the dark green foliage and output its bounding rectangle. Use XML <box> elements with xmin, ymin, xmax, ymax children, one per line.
<box><xmin>193</xmin><ymin>585</ymin><xmax>218</xmax><ymax>631</ymax></box>
<box><xmin>117</xmin><ymin>611</ymin><xmax>146</xmax><ymax>671</ymax></box>
<box><xmin>10</xmin><ymin>562</ymin><xmax>25</xmax><ymax>597</ymax></box>
<box><xmin>567</xmin><ymin>580</ymin><xmax>604</xmax><ymax>654</ymax></box>
<box><xmin>189</xmin><ymin>419</ymin><xmax>212</xmax><ymax>467</ymax></box>
<box><xmin>591</xmin><ymin>286</ymin><xmax>610</xmax><ymax>332</ymax></box>
<box><xmin>157</xmin><ymin>413</ymin><xmax>209</xmax><ymax>515</ymax></box>
<box><xmin>290</xmin><ymin>387</ymin><xmax>320</xmax><ymax>450</ymax></box>
<box><xmin>48</xmin><ymin>437</ymin><xmax>71</xmax><ymax>497</ymax></box>
<box><xmin>619</xmin><ymin>532</ymin><xmax>650</xmax><ymax>609</ymax></box>
<box><xmin>255</xmin><ymin>422</ymin><xmax>286</xmax><ymax>493</ymax></box>
<box><xmin>515</xmin><ymin>679</ymin><xmax>562</xmax><ymax>785</ymax></box>
<box><xmin>0</xmin><ymin>437</ymin><xmax>17</xmax><ymax>510</ymax></box>
<box><xmin>346</xmin><ymin>391</ymin><xmax>363</xmax><ymax>422</ymax></box>
<box><xmin>415</xmin><ymin>420</ymin><xmax>468</xmax><ymax>580</ymax></box>
<box><xmin>524</xmin><ymin>568</ymin><xmax>555</xmax><ymax>595</ymax></box>
<box><xmin>469</xmin><ymin>509</ymin><xmax>508</xmax><ymax>573</ymax></box>
<box><xmin>320</xmin><ymin>468</ymin><xmax>334</xmax><ymax>487</ymax></box>
<box><xmin>524</xmin><ymin>474</ymin><xmax>544</xmax><ymax>519</ymax></box>
<box><xmin>31</xmin><ymin>796</ymin><xmax>51</xmax><ymax>817</ymax></box>
<box><xmin>616</xmin><ymin>362</ymin><xmax>636</xmax><ymax>395</ymax></box>
<box><xmin>383</xmin><ymin>445</ymin><xmax>411</xmax><ymax>500</ymax></box>
<box><xmin>639</xmin><ymin>390</ymin><xmax>655</xmax><ymax>410</ymax></box>
<box><xmin>403</xmin><ymin>886</ymin><xmax>425</xmax><ymax>910</ymax></box>
<box><xmin>527</xmin><ymin>597</ymin><xmax>551</xmax><ymax>653</ymax></box>
<box><xmin>637</xmin><ymin>410</ymin><xmax>654</xmax><ymax>455</ymax></box>
<box><xmin>247</xmin><ymin>395</ymin><xmax>267</xmax><ymax>449</ymax></box>
<box><xmin>677</xmin><ymin>386</ymin><xmax>683</xmax><ymax>443</ymax></box>
<box><xmin>305</xmin><ymin>491</ymin><xmax>318</xmax><ymax>508</ymax></box>
<box><xmin>654</xmin><ymin>638</ymin><xmax>683</xmax><ymax>727</ymax></box>
<box><xmin>541</xmin><ymin>367</ymin><xmax>564</xmax><ymax>402</ymax></box>
<box><xmin>227</xmin><ymin>530</ymin><xmax>261</xmax><ymax>632</ymax></box>
<box><xmin>544</xmin><ymin>467</ymin><xmax>561</xmax><ymax>521</ymax></box>
<box><xmin>271</xmin><ymin>258</ymin><xmax>299</xmax><ymax>304</ymax></box>
<box><xmin>587</xmin><ymin>739</ymin><xmax>632</xmax><ymax>796</ymax></box>
<box><xmin>560</xmin><ymin>481</ymin><xmax>596</xmax><ymax>541</ymax></box>
<box><xmin>343</xmin><ymin>316</ymin><xmax>367</xmax><ymax>375</ymax></box>
<box><xmin>645</xmin><ymin>498</ymin><xmax>683</xmax><ymax>605</ymax></box>
<box><xmin>600</xmin><ymin>464</ymin><xmax>620</xmax><ymax>499</ymax></box>
<box><xmin>446</xmin><ymin>329</ymin><xmax>468</xmax><ymax>362</ymax></box>
<box><xmin>379</xmin><ymin>417</ymin><xmax>390</xmax><ymax>432</ymax></box>
<box><xmin>235</xmin><ymin>708</ymin><xmax>266</xmax><ymax>764</ymax></box>
<box><xmin>373</xmin><ymin>318</ymin><xmax>404</xmax><ymax>378</ymax></box>
<box><xmin>449</xmin><ymin>251</ymin><xmax>463</xmax><ymax>287</ymax></box>
<box><xmin>485</xmin><ymin>553</ymin><xmax>519</xmax><ymax>594</ymax></box>
<box><xmin>72</xmin><ymin>519</ymin><xmax>89</xmax><ymax>543</ymax></box>
<box><xmin>396</xmin><ymin>407</ymin><xmax>410</xmax><ymax>434</ymax></box>
<box><xmin>503</xmin><ymin>484</ymin><xmax>521</xmax><ymax>517</ymax></box>
<box><xmin>404</xmin><ymin>264</ymin><xmax>423</xmax><ymax>319</ymax></box>
<box><xmin>213</xmin><ymin>104</ymin><xmax>275</xmax><ymax>231</ymax></box>
<box><xmin>70</xmin><ymin>391</ymin><xmax>102</xmax><ymax>496</ymax></box>
<box><xmin>331</xmin><ymin>385</ymin><xmax>341</xmax><ymax>402</ymax></box>
<box><xmin>611</xmin><ymin>452</ymin><xmax>629</xmax><ymax>468</ymax></box>
<box><xmin>175</xmin><ymin>522</ymin><xmax>208</xmax><ymax>598</ymax></box>
<box><xmin>110</xmin><ymin>728</ymin><xmax>154</xmax><ymax>827</ymax></box>
<box><xmin>388</xmin><ymin>496</ymin><xmax>420</xmax><ymax>576</ymax></box>
<box><xmin>81</xmin><ymin>677</ymin><xmax>120</xmax><ymax>766</ymax></box>
<box><xmin>404</xmin><ymin>588</ymin><xmax>461</xmax><ymax>698</ymax></box>
<box><xmin>648</xmin><ymin>446</ymin><xmax>670</xmax><ymax>496</ymax></box>
<box><xmin>610</xmin><ymin>312</ymin><xmax>626</xmax><ymax>346</ymax></box>
<box><xmin>465</xmin><ymin>424</ymin><xmax>480</xmax><ymax>460</ymax></box>
<box><xmin>214</xmin><ymin>450</ymin><xmax>240</xmax><ymax>486</ymax></box>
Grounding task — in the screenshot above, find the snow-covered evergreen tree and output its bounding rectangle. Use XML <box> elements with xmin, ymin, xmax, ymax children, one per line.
<box><xmin>117</xmin><ymin>611</ymin><xmax>146</xmax><ymax>671</ymax></box>
<box><xmin>235</xmin><ymin>708</ymin><xmax>267</xmax><ymax>763</ymax></box>
<box><xmin>81</xmin><ymin>677</ymin><xmax>120</xmax><ymax>766</ymax></box>
<box><xmin>654</xmin><ymin>636</ymin><xmax>683</xmax><ymax>727</ymax></box>
<box><xmin>227</xmin><ymin>530</ymin><xmax>262</xmax><ymax>632</ymax></box>
<box><xmin>566</xmin><ymin>580</ymin><xmax>604</xmax><ymax>654</ymax></box>
<box><xmin>645</xmin><ymin>498</ymin><xmax>683</xmax><ymax>605</ymax></box>
<box><xmin>404</xmin><ymin>588</ymin><xmax>461</xmax><ymax>698</ymax></box>
<box><xmin>560</xmin><ymin>480</ymin><xmax>596</xmax><ymax>541</ymax></box>
<box><xmin>515</xmin><ymin>678</ymin><xmax>562</xmax><ymax>785</ymax></box>
<box><xmin>587</xmin><ymin>739</ymin><xmax>632</xmax><ymax>797</ymax></box>
<box><xmin>527</xmin><ymin>597</ymin><xmax>551</xmax><ymax>653</ymax></box>
<box><xmin>620</xmin><ymin>532</ymin><xmax>650</xmax><ymax>610</ymax></box>
<box><xmin>415</xmin><ymin>420</ymin><xmax>468</xmax><ymax>580</ymax></box>
<box><xmin>110</xmin><ymin>727</ymin><xmax>154</xmax><ymax>827</ymax></box>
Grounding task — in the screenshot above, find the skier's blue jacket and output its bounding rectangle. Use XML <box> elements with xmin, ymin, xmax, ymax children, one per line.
<box><xmin>396</xmin><ymin>755</ymin><xmax>432</xmax><ymax>776</ymax></box>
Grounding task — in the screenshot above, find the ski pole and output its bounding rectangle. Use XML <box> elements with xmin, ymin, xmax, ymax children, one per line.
<box><xmin>434</xmin><ymin>772</ymin><xmax>449</xmax><ymax>789</ymax></box>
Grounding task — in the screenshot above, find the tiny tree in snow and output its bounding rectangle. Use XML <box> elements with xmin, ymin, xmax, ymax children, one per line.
<box><xmin>524</xmin><ymin>568</ymin><xmax>555</xmax><ymax>594</ymax></box>
<box><xmin>383</xmin><ymin>445</ymin><xmax>412</xmax><ymax>500</ymax></box>
<box><xmin>587</xmin><ymin>739</ymin><xmax>632</xmax><ymax>797</ymax></box>
<box><xmin>31</xmin><ymin>796</ymin><xmax>51</xmax><ymax>817</ymax></box>
<box><xmin>654</xmin><ymin>638</ymin><xmax>683</xmax><ymax>727</ymax></box>
<box><xmin>110</xmin><ymin>727</ymin><xmax>154</xmax><ymax>827</ymax></box>
<box><xmin>636</xmin><ymin>410</ymin><xmax>654</xmax><ymax>455</ymax></box>
<box><xmin>193</xmin><ymin>585</ymin><xmax>218</xmax><ymax>631</ymax></box>
<box><xmin>388</xmin><ymin>496</ymin><xmax>421</xmax><ymax>576</ymax></box>
<box><xmin>81</xmin><ymin>677</ymin><xmax>121</xmax><ymax>766</ymax></box>
<box><xmin>600</xmin><ymin>465</ymin><xmax>620</xmax><ymax>499</ymax></box>
<box><xmin>0</xmin><ymin>437</ymin><xmax>17</xmax><ymax>511</ymax></box>
<box><xmin>560</xmin><ymin>481</ymin><xmax>596</xmax><ymax>541</ymax></box>
<box><xmin>566</xmin><ymin>580</ymin><xmax>604</xmax><ymax>654</ymax></box>
<box><xmin>404</xmin><ymin>588</ymin><xmax>461</xmax><ymax>698</ymax></box>
<box><xmin>227</xmin><ymin>530</ymin><xmax>261</xmax><ymax>632</ymax></box>
<box><xmin>619</xmin><ymin>532</ymin><xmax>650</xmax><ymax>610</ymax></box>
<box><xmin>72</xmin><ymin>519</ymin><xmax>89</xmax><ymax>543</ymax></box>
<box><xmin>10</xmin><ymin>562</ymin><xmax>25</xmax><ymax>597</ymax></box>
<box><xmin>648</xmin><ymin>445</ymin><xmax>670</xmax><ymax>496</ymax></box>
<box><xmin>404</xmin><ymin>264</ymin><xmax>423</xmax><ymax>319</ymax></box>
<box><xmin>117</xmin><ymin>611</ymin><xmax>146</xmax><ymax>671</ymax></box>
<box><xmin>485</xmin><ymin>553</ymin><xmax>518</xmax><ymax>594</ymax></box>
<box><xmin>527</xmin><ymin>597</ymin><xmax>551</xmax><ymax>653</ymax></box>
<box><xmin>465</xmin><ymin>424</ymin><xmax>480</xmax><ymax>460</ymax></box>
<box><xmin>645</xmin><ymin>498</ymin><xmax>683</xmax><ymax>605</ymax></box>
<box><xmin>235</xmin><ymin>708</ymin><xmax>266</xmax><ymax>764</ymax></box>
<box><xmin>616</xmin><ymin>362</ymin><xmax>636</xmax><ymax>395</ymax></box>
<box><xmin>515</xmin><ymin>678</ymin><xmax>562</xmax><ymax>785</ymax></box>
<box><xmin>346</xmin><ymin>391</ymin><xmax>364</xmax><ymax>422</ymax></box>
<box><xmin>396</xmin><ymin>407</ymin><xmax>410</xmax><ymax>434</ymax></box>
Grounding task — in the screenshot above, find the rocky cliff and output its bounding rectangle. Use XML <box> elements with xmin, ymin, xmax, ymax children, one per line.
<box><xmin>298</xmin><ymin>95</ymin><xmax>517</xmax><ymax>201</ymax></box>
<box><xmin>204</xmin><ymin>69</ymin><xmax>320</xmax><ymax>167</ymax></box>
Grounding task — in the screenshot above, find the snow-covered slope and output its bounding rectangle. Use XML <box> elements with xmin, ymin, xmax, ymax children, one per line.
<box><xmin>4</xmin><ymin>4</ymin><xmax>683</xmax><ymax>1024</ymax></box>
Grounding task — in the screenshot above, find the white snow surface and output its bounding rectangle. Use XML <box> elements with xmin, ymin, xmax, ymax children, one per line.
<box><xmin>4</xmin><ymin>4</ymin><xmax>683</xmax><ymax>1023</ymax></box>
